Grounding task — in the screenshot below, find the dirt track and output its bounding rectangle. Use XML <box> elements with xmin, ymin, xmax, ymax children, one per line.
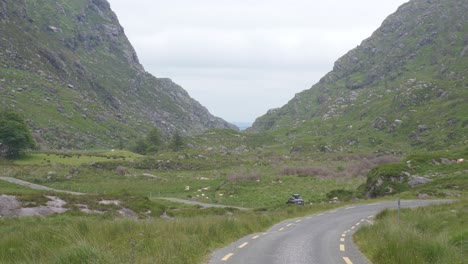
<box><xmin>0</xmin><ymin>176</ymin><xmax>84</xmax><ymax>195</ymax></box>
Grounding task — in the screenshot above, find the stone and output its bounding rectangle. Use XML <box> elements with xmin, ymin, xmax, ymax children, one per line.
<box><xmin>418</xmin><ymin>193</ymin><xmax>431</xmax><ymax>199</ymax></box>
<box><xmin>408</xmin><ymin>176</ymin><xmax>432</xmax><ymax>188</ymax></box>
<box><xmin>418</xmin><ymin>125</ymin><xmax>428</xmax><ymax>132</ymax></box>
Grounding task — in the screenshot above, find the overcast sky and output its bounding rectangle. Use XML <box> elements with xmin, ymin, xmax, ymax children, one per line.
<box><xmin>107</xmin><ymin>0</ymin><xmax>408</xmax><ymax>124</ymax></box>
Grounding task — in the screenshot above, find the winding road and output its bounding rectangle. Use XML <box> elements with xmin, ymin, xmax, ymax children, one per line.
<box><xmin>208</xmin><ymin>200</ymin><xmax>450</xmax><ymax>264</ymax></box>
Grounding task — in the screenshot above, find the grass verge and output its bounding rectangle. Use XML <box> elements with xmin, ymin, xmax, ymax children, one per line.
<box><xmin>354</xmin><ymin>198</ymin><xmax>467</xmax><ymax>264</ymax></box>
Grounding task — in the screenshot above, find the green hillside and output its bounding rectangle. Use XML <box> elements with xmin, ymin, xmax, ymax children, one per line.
<box><xmin>250</xmin><ymin>0</ymin><xmax>467</xmax><ymax>153</ymax></box>
<box><xmin>0</xmin><ymin>0</ymin><xmax>235</xmax><ymax>150</ymax></box>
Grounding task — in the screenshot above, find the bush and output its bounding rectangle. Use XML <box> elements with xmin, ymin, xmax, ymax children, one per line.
<box><xmin>364</xmin><ymin>163</ymin><xmax>410</xmax><ymax>198</ymax></box>
<box><xmin>326</xmin><ymin>189</ymin><xmax>356</xmax><ymax>201</ymax></box>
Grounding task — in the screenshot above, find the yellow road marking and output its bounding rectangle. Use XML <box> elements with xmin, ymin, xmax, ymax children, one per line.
<box><xmin>340</xmin><ymin>244</ymin><xmax>345</xmax><ymax>251</ymax></box>
<box><xmin>222</xmin><ymin>253</ymin><xmax>234</xmax><ymax>261</ymax></box>
<box><xmin>343</xmin><ymin>257</ymin><xmax>353</xmax><ymax>264</ymax></box>
<box><xmin>238</xmin><ymin>242</ymin><xmax>248</xmax><ymax>249</ymax></box>
<box><xmin>252</xmin><ymin>235</ymin><xmax>260</xmax><ymax>239</ymax></box>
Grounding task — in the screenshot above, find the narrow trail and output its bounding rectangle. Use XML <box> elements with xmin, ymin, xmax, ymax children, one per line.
<box><xmin>0</xmin><ymin>176</ymin><xmax>84</xmax><ymax>195</ymax></box>
<box><xmin>0</xmin><ymin>177</ymin><xmax>248</xmax><ymax>209</ymax></box>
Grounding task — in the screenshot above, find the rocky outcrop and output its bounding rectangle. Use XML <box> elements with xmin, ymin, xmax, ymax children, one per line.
<box><xmin>250</xmin><ymin>0</ymin><xmax>467</xmax><ymax>151</ymax></box>
<box><xmin>0</xmin><ymin>0</ymin><xmax>236</xmax><ymax>149</ymax></box>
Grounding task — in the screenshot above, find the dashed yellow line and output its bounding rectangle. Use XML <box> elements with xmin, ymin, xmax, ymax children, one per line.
<box><xmin>343</xmin><ymin>256</ymin><xmax>353</xmax><ymax>264</ymax></box>
<box><xmin>222</xmin><ymin>253</ymin><xmax>234</xmax><ymax>261</ymax></box>
<box><xmin>238</xmin><ymin>242</ymin><xmax>248</xmax><ymax>249</ymax></box>
<box><xmin>340</xmin><ymin>244</ymin><xmax>345</xmax><ymax>251</ymax></box>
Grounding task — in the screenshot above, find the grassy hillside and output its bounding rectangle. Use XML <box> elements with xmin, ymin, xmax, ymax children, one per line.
<box><xmin>250</xmin><ymin>0</ymin><xmax>467</xmax><ymax>153</ymax></box>
<box><xmin>0</xmin><ymin>0</ymin><xmax>235</xmax><ymax>150</ymax></box>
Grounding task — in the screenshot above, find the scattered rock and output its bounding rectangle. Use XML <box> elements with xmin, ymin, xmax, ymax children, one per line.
<box><xmin>408</xmin><ymin>176</ymin><xmax>432</xmax><ymax>188</ymax></box>
<box><xmin>440</xmin><ymin>158</ymin><xmax>455</xmax><ymax>164</ymax></box>
<box><xmin>418</xmin><ymin>193</ymin><xmax>431</xmax><ymax>199</ymax></box>
<box><xmin>99</xmin><ymin>200</ymin><xmax>120</xmax><ymax>206</ymax></box>
<box><xmin>418</xmin><ymin>125</ymin><xmax>428</xmax><ymax>132</ymax></box>
<box><xmin>119</xmin><ymin>208</ymin><xmax>137</xmax><ymax>218</ymax></box>
<box><xmin>47</xmin><ymin>26</ymin><xmax>62</xmax><ymax>33</ymax></box>
<box><xmin>160</xmin><ymin>211</ymin><xmax>173</xmax><ymax>220</ymax></box>
<box><xmin>115</xmin><ymin>166</ymin><xmax>128</xmax><ymax>175</ymax></box>
<box><xmin>372</xmin><ymin>117</ymin><xmax>387</xmax><ymax>130</ymax></box>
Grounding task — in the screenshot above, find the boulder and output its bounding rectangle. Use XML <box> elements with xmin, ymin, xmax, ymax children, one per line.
<box><xmin>408</xmin><ymin>176</ymin><xmax>432</xmax><ymax>188</ymax></box>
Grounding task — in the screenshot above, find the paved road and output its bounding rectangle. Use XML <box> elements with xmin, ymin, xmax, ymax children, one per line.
<box><xmin>208</xmin><ymin>200</ymin><xmax>451</xmax><ymax>264</ymax></box>
<box><xmin>157</xmin><ymin>197</ymin><xmax>249</xmax><ymax>210</ymax></box>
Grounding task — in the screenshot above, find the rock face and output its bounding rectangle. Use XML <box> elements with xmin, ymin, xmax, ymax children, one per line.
<box><xmin>0</xmin><ymin>0</ymin><xmax>236</xmax><ymax>149</ymax></box>
<box><xmin>249</xmin><ymin>0</ymin><xmax>467</xmax><ymax>151</ymax></box>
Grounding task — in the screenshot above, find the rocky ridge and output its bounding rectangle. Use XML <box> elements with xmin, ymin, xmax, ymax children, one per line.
<box><xmin>0</xmin><ymin>0</ymin><xmax>236</xmax><ymax>149</ymax></box>
<box><xmin>249</xmin><ymin>0</ymin><xmax>467</xmax><ymax>152</ymax></box>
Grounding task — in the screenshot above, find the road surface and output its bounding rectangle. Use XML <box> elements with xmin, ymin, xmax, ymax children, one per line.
<box><xmin>0</xmin><ymin>176</ymin><xmax>84</xmax><ymax>195</ymax></box>
<box><xmin>157</xmin><ymin>197</ymin><xmax>249</xmax><ymax>210</ymax></box>
<box><xmin>208</xmin><ymin>200</ymin><xmax>450</xmax><ymax>264</ymax></box>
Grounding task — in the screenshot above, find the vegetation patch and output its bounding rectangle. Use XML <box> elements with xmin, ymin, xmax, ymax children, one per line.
<box><xmin>354</xmin><ymin>199</ymin><xmax>467</xmax><ymax>264</ymax></box>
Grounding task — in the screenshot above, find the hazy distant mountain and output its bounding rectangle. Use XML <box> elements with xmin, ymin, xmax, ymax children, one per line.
<box><xmin>0</xmin><ymin>0</ymin><xmax>236</xmax><ymax>149</ymax></box>
<box><xmin>249</xmin><ymin>0</ymin><xmax>467</xmax><ymax>152</ymax></box>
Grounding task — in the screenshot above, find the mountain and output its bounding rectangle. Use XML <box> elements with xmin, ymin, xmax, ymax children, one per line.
<box><xmin>250</xmin><ymin>0</ymin><xmax>467</xmax><ymax>152</ymax></box>
<box><xmin>0</xmin><ymin>0</ymin><xmax>236</xmax><ymax>149</ymax></box>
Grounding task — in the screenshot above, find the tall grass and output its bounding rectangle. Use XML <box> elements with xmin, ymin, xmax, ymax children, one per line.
<box><xmin>354</xmin><ymin>199</ymin><xmax>467</xmax><ymax>264</ymax></box>
<box><xmin>0</xmin><ymin>204</ymin><xmax>337</xmax><ymax>264</ymax></box>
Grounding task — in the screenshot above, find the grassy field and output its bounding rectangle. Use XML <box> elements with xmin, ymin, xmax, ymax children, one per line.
<box><xmin>0</xmin><ymin>147</ymin><xmax>466</xmax><ymax>263</ymax></box>
<box><xmin>354</xmin><ymin>198</ymin><xmax>467</xmax><ymax>264</ymax></box>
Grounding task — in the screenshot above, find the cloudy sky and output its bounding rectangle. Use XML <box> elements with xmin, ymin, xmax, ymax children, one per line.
<box><xmin>107</xmin><ymin>0</ymin><xmax>408</xmax><ymax>125</ymax></box>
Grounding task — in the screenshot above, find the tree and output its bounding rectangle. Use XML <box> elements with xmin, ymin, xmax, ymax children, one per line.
<box><xmin>146</xmin><ymin>127</ymin><xmax>163</xmax><ymax>153</ymax></box>
<box><xmin>169</xmin><ymin>131</ymin><xmax>185</xmax><ymax>151</ymax></box>
<box><xmin>0</xmin><ymin>110</ymin><xmax>36</xmax><ymax>158</ymax></box>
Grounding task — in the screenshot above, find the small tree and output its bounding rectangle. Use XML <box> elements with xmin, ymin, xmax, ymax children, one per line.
<box><xmin>169</xmin><ymin>131</ymin><xmax>185</xmax><ymax>151</ymax></box>
<box><xmin>146</xmin><ymin>127</ymin><xmax>163</xmax><ymax>153</ymax></box>
<box><xmin>0</xmin><ymin>110</ymin><xmax>36</xmax><ymax>158</ymax></box>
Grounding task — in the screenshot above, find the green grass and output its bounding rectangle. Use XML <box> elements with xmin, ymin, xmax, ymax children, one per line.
<box><xmin>1</xmin><ymin>147</ymin><xmax>467</xmax><ymax>263</ymax></box>
<box><xmin>354</xmin><ymin>199</ymin><xmax>468</xmax><ymax>264</ymax></box>
<box><xmin>0</xmin><ymin>202</ymin><xmax>341</xmax><ymax>264</ymax></box>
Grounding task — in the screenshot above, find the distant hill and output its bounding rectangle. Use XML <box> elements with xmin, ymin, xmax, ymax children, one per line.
<box><xmin>0</xmin><ymin>0</ymin><xmax>236</xmax><ymax>149</ymax></box>
<box><xmin>249</xmin><ymin>0</ymin><xmax>467</xmax><ymax>152</ymax></box>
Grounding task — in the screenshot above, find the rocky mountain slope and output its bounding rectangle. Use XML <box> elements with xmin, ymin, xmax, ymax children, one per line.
<box><xmin>250</xmin><ymin>0</ymin><xmax>467</xmax><ymax>152</ymax></box>
<box><xmin>0</xmin><ymin>0</ymin><xmax>236</xmax><ymax>149</ymax></box>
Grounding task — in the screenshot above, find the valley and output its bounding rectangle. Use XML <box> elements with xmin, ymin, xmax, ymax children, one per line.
<box><xmin>0</xmin><ymin>0</ymin><xmax>467</xmax><ymax>263</ymax></box>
